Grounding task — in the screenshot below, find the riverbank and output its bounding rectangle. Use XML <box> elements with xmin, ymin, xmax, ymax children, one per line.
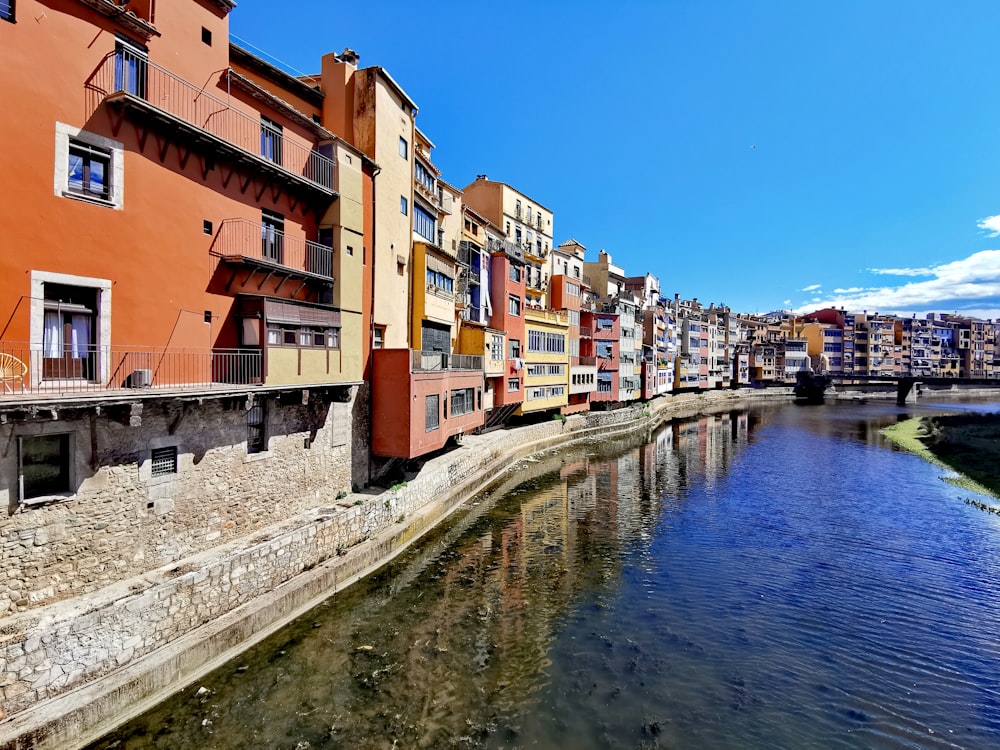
<box><xmin>883</xmin><ymin>413</ymin><xmax>1000</xmax><ymax>499</ymax></box>
<box><xmin>0</xmin><ymin>387</ymin><xmax>789</xmax><ymax>750</ymax></box>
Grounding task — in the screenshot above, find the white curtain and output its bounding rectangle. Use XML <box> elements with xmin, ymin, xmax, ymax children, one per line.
<box><xmin>43</xmin><ymin>312</ymin><xmax>61</xmax><ymax>358</ymax></box>
<box><xmin>70</xmin><ymin>315</ymin><xmax>90</xmax><ymax>358</ymax></box>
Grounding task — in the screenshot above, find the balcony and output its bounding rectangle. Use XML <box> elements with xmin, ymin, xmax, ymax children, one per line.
<box><xmin>0</xmin><ymin>344</ymin><xmax>260</xmax><ymax>403</ymax></box>
<box><xmin>412</xmin><ymin>351</ymin><xmax>483</xmax><ymax>371</ymax></box>
<box><xmin>214</xmin><ymin>219</ymin><xmax>334</xmax><ymax>283</ymax></box>
<box><xmin>89</xmin><ymin>50</ymin><xmax>336</xmax><ymax>201</ymax></box>
<box><xmin>579</xmin><ymin>326</ymin><xmax>594</xmax><ymax>339</ymax></box>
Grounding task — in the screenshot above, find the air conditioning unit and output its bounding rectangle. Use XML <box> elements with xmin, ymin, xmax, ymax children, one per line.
<box><xmin>131</xmin><ymin>369</ymin><xmax>152</xmax><ymax>388</ymax></box>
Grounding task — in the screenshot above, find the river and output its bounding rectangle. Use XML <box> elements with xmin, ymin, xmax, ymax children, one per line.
<box><xmin>90</xmin><ymin>399</ymin><xmax>1000</xmax><ymax>749</ymax></box>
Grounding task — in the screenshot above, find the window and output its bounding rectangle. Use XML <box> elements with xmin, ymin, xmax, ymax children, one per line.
<box><xmin>450</xmin><ymin>388</ymin><xmax>475</xmax><ymax>417</ymax></box>
<box><xmin>491</xmin><ymin>335</ymin><xmax>504</xmax><ymax>361</ymax></box>
<box><xmin>203</xmin><ymin>220</ymin><xmax>213</xmax><ymax>235</ymax></box>
<box><xmin>57</xmin><ymin>124</ymin><xmax>124</xmax><ymax>208</ymax></box>
<box><xmin>415</xmin><ymin>160</ymin><xmax>434</xmax><ymax>193</ymax></box>
<box><xmin>151</xmin><ymin>446</ymin><xmax>178</xmax><ymax>477</ymax></box>
<box><xmin>19</xmin><ymin>434</ymin><xmax>71</xmax><ymax>502</ymax></box>
<box><xmin>426</xmin><ymin>268</ymin><xmax>454</xmax><ymax>293</ymax></box>
<box><xmin>261</xmin><ymin>210</ymin><xmax>284</xmax><ymax>263</ymax></box>
<box><xmin>114</xmin><ymin>36</ymin><xmax>147</xmax><ymax>98</ymax></box>
<box><xmin>400</xmin><ymin>196</ymin><xmax>408</xmax><ymax>216</ymax></box>
<box><xmin>374</xmin><ymin>327</ymin><xmax>384</xmax><ymax>349</ymax></box>
<box><xmin>508</xmin><ymin>378</ymin><xmax>520</xmax><ymax>392</ymax></box>
<box><xmin>508</xmin><ymin>295</ymin><xmax>521</xmax><ymax>316</ymax></box>
<box><xmin>201</xmin><ymin>26</ymin><xmax>212</xmax><ymax>45</ymax></box>
<box><xmin>526</xmin><ymin>206</ymin><xmax>533</xmax><ymax>223</ymax></box>
<box><xmin>425</xmin><ymin>394</ymin><xmax>439</xmax><ymax>431</ymax></box>
<box><xmin>515</xmin><ymin>200</ymin><xmax>522</xmax><ymax>218</ymax></box>
<box><xmin>567</xmin><ymin>282</ymin><xmax>580</xmax><ymax>297</ymax></box>
<box><xmin>1</xmin><ymin>0</ymin><xmax>14</xmax><ymax>22</ymax></box>
<box><xmin>399</xmin><ymin>136</ymin><xmax>408</xmax><ymax>159</ymax></box>
<box><xmin>260</xmin><ymin>116</ymin><xmax>283</xmax><ymax>164</ymax></box>
<box><xmin>414</xmin><ymin>204</ymin><xmax>435</xmax><ymax>242</ymax></box>
<box><xmin>509</xmin><ymin>265</ymin><xmax>522</xmax><ymax>283</ymax></box>
<box><xmin>42</xmin><ymin>283</ymin><xmax>97</xmax><ymax>381</ymax></box>
<box><xmin>266</xmin><ymin>324</ymin><xmax>340</xmax><ymax>348</ymax></box>
<box><xmin>247</xmin><ymin>401</ymin><xmax>266</xmax><ymax>454</ymax></box>
<box><xmin>67</xmin><ymin>140</ymin><xmax>110</xmax><ymax>201</ymax></box>
<box><xmin>509</xmin><ymin>339</ymin><xmax>521</xmax><ymax>358</ymax></box>
<box><xmin>515</xmin><ymin>228</ymin><xmax>522</xmax><ymax>245</ymax></box>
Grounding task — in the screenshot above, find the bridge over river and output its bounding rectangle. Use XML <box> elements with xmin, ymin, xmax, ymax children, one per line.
<box><xmin>826</xmin><ymin>373</ymin><xmax>1000</xmax><ymax>404</ymax></box>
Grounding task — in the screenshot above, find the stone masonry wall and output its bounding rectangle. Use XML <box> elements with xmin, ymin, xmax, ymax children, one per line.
<box><xmin>0</xmin><ymin>390</ymin><xmax>358</xmax><ymax>618</ymax></box>
<box><xmin>0</xmin><ymin>388</ymin><xmax>789</xmax><ymax>740</ymax></box>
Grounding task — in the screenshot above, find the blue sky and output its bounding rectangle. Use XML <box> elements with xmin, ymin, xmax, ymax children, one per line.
<box><xmin>230</xmin><ymin>0</ymin><xmax>1000</xmax><ymax>319</ymax></box>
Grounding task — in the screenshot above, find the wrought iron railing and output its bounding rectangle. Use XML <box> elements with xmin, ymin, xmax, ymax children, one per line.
<box><xmin>215</xmin><ymin>219</ymin><xmax>333</xmax><ymax>279</ymax></box>
<box><xmin>411</xmin><ymin>350</ymin><xmax>483</xmax><ymax>372</ymax></box>
<box><xmin>0</xmin><ymin>344</ymin><xmax>261</xmax><ymax>398</ymax></box>
<box><xmin>89</xmin><ymin>50</ymin><xmax>335</xmax><ymax>192</ymax></box>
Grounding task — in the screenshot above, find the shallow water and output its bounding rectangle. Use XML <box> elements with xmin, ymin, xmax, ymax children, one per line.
<box><xmin>90</xmin><ymin>400</ymin><xmax>1000</xmax><ymax>749</ymax></box>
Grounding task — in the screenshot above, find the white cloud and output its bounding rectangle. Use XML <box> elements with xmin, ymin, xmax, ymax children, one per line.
<box><xmin>979</xmin><ymin>214</ymin><xmax>1000</xmax><ymax>238</ymax></box>
<box><xmin>867</xmin><ymin>266</ymin><xmax>934</xmax><ymax>277</ymax></box>
<box><xmin>833</xmin><ymin>287</ymin><xmax>868</xmax><ymax>294</ymax></box>
<box><xmin>782</xmin><ymin>299</ymin><xmax>792</xmax><ymax>307</ymax></box>
<box><xmin>800</xmin><ymin>283</ymin><xmax>821</xmax><ymax>292</ymax></box>
<box><xmin>794</xmin><ymin>249</ymin><xmax>1000</xmax><ymax>318</ymax></box>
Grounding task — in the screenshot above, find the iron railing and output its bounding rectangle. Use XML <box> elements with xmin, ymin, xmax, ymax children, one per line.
<box><xmin>411</xmin><ymin>350</ymin><xmax>483</xmax><ymax>372</ymax></box>
<box><xmin>90</xmin><ymin>50</ymin><xmax>335</xmax><ymax>192</ymax></box>
<box><xmin>0</xmin><ymin>344</ymin><xmax>261</xmax><ymax>398</ymax></box>
<box><xmin>215</xmin><ymin>219</ymin><xmax>333</xmax><ymax>278</ymax></box>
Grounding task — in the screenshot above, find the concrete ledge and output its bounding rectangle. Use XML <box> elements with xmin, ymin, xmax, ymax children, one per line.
<box><xmin>0</xmin><ymin>388</ymin><xmax>788</xmax><ymax>749</ymax></box>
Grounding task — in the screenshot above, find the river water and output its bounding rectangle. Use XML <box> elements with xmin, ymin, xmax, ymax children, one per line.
<box><xmin>90</xmin><ymin>399</ymin><xmax>1000</xmax><ymax>750</ymax></box>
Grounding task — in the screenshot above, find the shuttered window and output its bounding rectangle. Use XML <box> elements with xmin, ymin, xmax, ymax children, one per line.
<box><xmin>425</xmin><ymin>395</ymin><xmax>440</xmax><ymax>432</ymax></box>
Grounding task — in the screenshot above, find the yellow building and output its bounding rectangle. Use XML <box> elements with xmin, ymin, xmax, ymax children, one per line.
<box><xmin>520</xmin><ymin>308</ymin><xmax>570</xmax><ymax>414</ymax></box>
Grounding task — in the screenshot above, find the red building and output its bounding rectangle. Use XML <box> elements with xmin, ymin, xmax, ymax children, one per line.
<box><xmin>584</xmin><ymin>310</ymin><xmax>620</xmax><ymax>404</ymax></box>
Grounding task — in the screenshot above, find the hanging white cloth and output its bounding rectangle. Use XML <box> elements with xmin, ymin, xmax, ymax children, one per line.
<box><xmin>70</xmin><ymin>315</ymin><xmax>90</xmax><ymax>358</ymax></box>
<box><xmin>43</xmin><ymin>312</ymin><xmax>61</xmax><ymax>358</ymax></box>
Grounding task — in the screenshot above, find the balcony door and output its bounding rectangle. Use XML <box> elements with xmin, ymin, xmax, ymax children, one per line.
<box><xmin>42</xmin><ymin>284</ymin><xmax>98</xmax><ymax>381</ymax></box>
<box><xmin>261</xmin><ymin>210</ymin><xmax>284</xmax><ymax>265</ymax></box>
<box><xmin>114</xmin><ymin>36</ymin><xmax>148</xmax><ymax>99</ymax></box>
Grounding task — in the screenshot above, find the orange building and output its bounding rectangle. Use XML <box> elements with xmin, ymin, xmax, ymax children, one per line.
<box><xmin>0</xmin><ymin>2</ymin><xmax>388</xmax><ymax>725</ymax></box>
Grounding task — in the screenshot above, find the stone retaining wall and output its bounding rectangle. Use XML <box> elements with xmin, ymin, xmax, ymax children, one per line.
<box><xmin>0</xmin><ymin>388</ymin><xmax>788</xmax><ymax>749</ymax></box>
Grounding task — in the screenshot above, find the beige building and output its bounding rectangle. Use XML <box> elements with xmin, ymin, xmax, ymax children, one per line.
<box><xmin>462</xmin><ymin>176</ymin><xmax>554</xmax><ymax>309</ymax></box>
<box><xmin>321</xmin><ymin>50</ymin><xmax>417</xmax><ymax>350</ymax></box>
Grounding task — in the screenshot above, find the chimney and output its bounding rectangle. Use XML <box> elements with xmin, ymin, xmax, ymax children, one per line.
<box><xmin>336</xmin><ymin>47</ymin><xmax>360</xmax><ymax>67</ymax></box>
<box><xmin>476</xmin><ymin>174</ymin><xmax>488</xmax><ymax>181</ymax></box>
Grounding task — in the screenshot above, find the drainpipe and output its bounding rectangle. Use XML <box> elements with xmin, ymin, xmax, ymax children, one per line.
<box><xmin>368</xmin><ymin>163</ymin><xmax>381</xmax><ymax>487</ymax></box>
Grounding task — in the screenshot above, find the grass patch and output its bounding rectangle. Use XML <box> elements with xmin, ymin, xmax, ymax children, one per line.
<box><xmin>882</xmin><ymin>416</ymin><xmax>999</xmax><ymax>498</ymax></box>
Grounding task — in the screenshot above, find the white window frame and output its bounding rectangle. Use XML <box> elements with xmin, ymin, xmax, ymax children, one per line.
<box><xmin>29</xmin><ymin>270</ymin><xmax>112</xmax><ymax>389</ymax></box>
<box><xmin>54</xmin><ymin>122</ymin><xmax>124</xmax><ymax>209</ymax></box>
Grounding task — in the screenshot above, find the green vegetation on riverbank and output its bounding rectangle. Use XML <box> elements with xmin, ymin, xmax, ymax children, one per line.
<box><xmin>883</xmin><ymin>415</ymin><xmax>1000</xmax><ymax>499</ymax></box>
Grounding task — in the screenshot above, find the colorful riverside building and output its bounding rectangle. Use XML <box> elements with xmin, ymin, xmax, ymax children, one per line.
<box><xmin>319</xmin><ymin>48</ymin><xmax>486</xmax><ymax>459</ymax></box>
<box><xmin>0</xmin><ymin>0</ymin><xmax>374</xmax><ymax>616</ymax></box>
<box><xmin>550</xmin><ymin>240</ymin><xmax>596</xmax><ymax>414</ymax></box>
<box><xmin>461</xmin><ymin>177</ymin><xmax>570</xmax><ymax>417</ymax></box>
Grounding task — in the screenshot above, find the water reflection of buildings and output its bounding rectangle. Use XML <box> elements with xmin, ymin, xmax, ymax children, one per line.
<box><xmin>343</xmin><ymin>409</ymin><xmax>763</xmax><ymax>744</ymax></box>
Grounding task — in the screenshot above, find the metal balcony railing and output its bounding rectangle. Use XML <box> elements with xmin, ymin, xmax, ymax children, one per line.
<box><xmin>411</xmin><ymin>350</ymin><xmax>483</xmax><ymax>371</ymax></box>
<box><xmin>0</xmin><ymin>344</ymin><xmax>261</xmax><ymax>398</ymax></box>
<box><xmin>90</xmin><ymin>50</ymin><xmax>335</xmax><ymax>192</ymax></box>
<box><xmin>578</xmin><ymin>356</ymin><xmax>597</xmax><ymax>367</ymax></box>
<box><xmin>215</xmin><ymin>219</ymin><xmax>333</xmax><ymax>279</ymax></box>
<box><xmin>579</xmin><ymin>327</ymin><xmax>593</xmax><ymax>339</ymax></box>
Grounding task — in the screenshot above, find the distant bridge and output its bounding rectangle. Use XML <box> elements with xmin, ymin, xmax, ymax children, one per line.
<box><xmin>826</xmin><ymin>373</ymin><xmax>1000</xmax><ymax>405</ymax></box>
